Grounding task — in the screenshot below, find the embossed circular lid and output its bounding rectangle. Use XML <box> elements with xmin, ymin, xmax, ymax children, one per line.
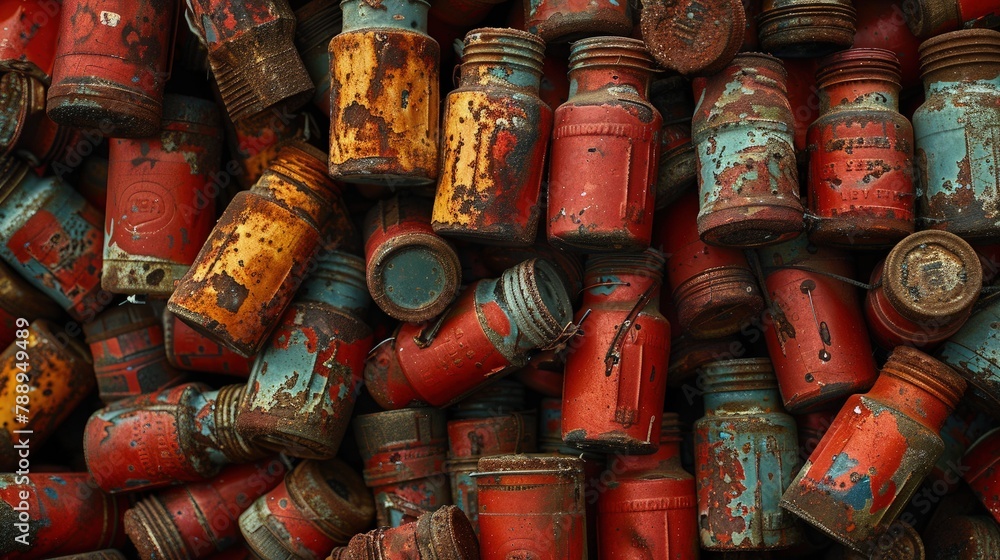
<box><xmin>640</xmin><ymin>0</ymin><xmax>746</xmax><ymax>76</ymax></box>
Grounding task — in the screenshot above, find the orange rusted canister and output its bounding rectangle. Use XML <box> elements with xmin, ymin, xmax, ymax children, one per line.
<box><xmin>0</xmin><ymin>0</ymin><xmax>61</xmax><ymax>81</ymax></box>
<box><xmin>0</xmin><ymin>320</ymin><xmax>94</xmax><ymax>472</ymax></box>
<box><xmin>185</xmin><ymin>0</ymin><xmax>314</xmax><ymax>123</ymax></box>
<box><xmin>757</xmin><ymin>0</ymin><xmax>856</xmax><ymax>57</ymax></box>
<box><xmin>781</xmin><ymin>347</ymin><xmax>967</xmax><ymax>554</ymax></box>
<box><xmin>475</xmin><ymin>454</ymin><xmax>586</xmax><ymax>560</ymax></box>
<box><xmin>547</xmin><ymin>37</ymin><xmax>661</xmax><ymax>253</ymax></box>
<box><xmin>524</xmin><ymin>0</ymin><xmax>633</xmax><ymax>43</ymax></box>
<box><xmin>692</xmin><ymin>53</ymin><xmax>804</xmax><ymax>248</ymax></box>
<box><xmin>168</xmin><ymin>142</ymin><xmax>339</xmax><ymax>358</ymax></box>
<box><xmin>0</xmin><ymin>72</ymin><xmax>76</xmax><ymax>168</ymax></box>
<box><xmin>329</xmin><ymin>505</ymin><xmax>481</xmax><ymax>560</ymax></box>
<box><xmin>434</xmin><ymin>28</ymin><xmax>552</xmax><ymax>246</ymax></box>
<box><xmin>239</xmin><ymin>459</ymin><xmax>375</xmax><ymax>560</ymax></box>
<box><xmin>46</xmin><ymin>0</ymin><xmax>174</xmax><ymax>138</ymax></box>
<box><xmin>640</xmin><ymin>0</ymin><xmax>746</xmax><ymax>76</ymax></box>
<box><xmin>104</xmin><ymin>94</ymin><xmax>223</xmax><ymax>297</ymax></box>
<box><xmin>162</xmin><ymin>310</ymin><xmax>253</xmax><ymax>377</ymax></box>
<box><xmin>329</xmin><ymin>0</ymin><xmax>440</xmax><ymax>186</ymax></box>
<box><xmin>807</xmin><ymin>48</ymin><xmax>915</xmax><ymax>248</ymax></box>
<box><xmin>0</xmin><ymin>260</ymin><xmax>63</xmax><ymax>349</ymax></box>
<box><xmin>864</xmin><ymin>230</ymin><xmax>982</xmax><ymax>350</ymax></box>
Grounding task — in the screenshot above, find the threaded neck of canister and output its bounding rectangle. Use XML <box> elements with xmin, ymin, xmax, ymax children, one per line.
<box><xmin>295</xmin><ymin>0</ymin><xmax>343</xmax><ymax>53</ymax></box>
<box><xmin>125</xmin><ymin>497</ymin><xmax>188</xmax><ymax>560</ymax></box>
<box><xmin>816</xmin><ymin>48</ymin><xmax>902</xmax><ymax>92</ymax></box>
<box><xmin>414</xmin><ymin>505</ymin><xmax>479</xmax><ymax>560</ymax></box>
<box><xmin>905</xmin><ymin>0</ymin><xmax>959</xmax><ymax>39</ymax></box>
<box><xmin>500</xmin><ymin>259</ymin><xmax>573</xmax><ymax>349</ymax></box>
<box><xmin>300</xmin><ymin>251</ymin><xmax>371</xmax><ymax>315</ymax></box>
<box><xmin>659</xmin><ymin>412</ymin><xmax>683</xmax><ymax>445</ymax></box>
<box><xmin>0</xmin><ymin>155</ymin><xmax>30</xmax><ymax>207</ymax></box>
<box><xmin>285</xmin><ymin>459</ymin><xmax>375</xmax><ymax>546</ymax></box>
<box><xmin>354</xmin><ymin>409</ymin><xmax>448</xmax><ymax>484</ymax></box>
<box><xmin>919</xmin><ymin>29</ymin><xmax>1000</xmax><ymax>86</ymax></box>
<box><xmin>267</xmin><ymin>141</ymin><xmax>339</xmax><ymax>199</ymax></box>
<box><xmin>214</xmin><ymin>384</ymin><xmax>266</xmax><ymax>464</ymax></box>
<box><xmin>461</xmin><ymin>27</ymin><xmax>545</xmax><ymax>76</ymax></box>
<box><xmin>0</xmin><ymin>73</ymin><xmax>33</xmax><ymax>158</ymax></box>
<box><xmin>757</xmin><ymin>2</ymin><xmax>856</xmax><ymax>28</ymax></box>
<box><xmin>568</xmin><ymin>37</ymin><xmax>657</xmax><ymax>73</ymax></box>
<box><xmin>584</xmin><ymin>249</ymin><xmax>665</xmax><ymax>283</ymax></box>
<box><xmin>450</xmin><ymin>379</ymin><xmax>526</xmax><ymax>419</ymax></box>
<box><xmin>881</xmin><ymin>346</ymin><xmax>966</xmax><ymax>410</ymax></box>
<box><xmin>699</xmin><ymin>358</ymin><xmax>778</xmax><ymax>393</ymax></box>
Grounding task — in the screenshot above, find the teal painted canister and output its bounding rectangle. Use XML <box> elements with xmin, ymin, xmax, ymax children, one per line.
<box><xmin>914</xmin><ymin>29</ymin><xmax>1000</xmax><ymax>240</ymax></box>
<box><xmin>694</xmin><ymin>358</ymin><xmax>803</xmax><ymax>550</ymax></box>
<box><xmin>937</xmin><ymin>295</ymin><xmax>1000</xmax><ymax>416</ymax></box>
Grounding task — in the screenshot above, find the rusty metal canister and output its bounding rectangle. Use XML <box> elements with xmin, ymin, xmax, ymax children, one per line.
<box><xmin>524</xmin><ymin>0</ymin><xmax>632</xmax><ymax>43</ymax></box>
<box><xmin>364</xmin><ymin>195</ymin><xmax>461</xmax><ymax>323</ymax></box>
<box><xmin>0</xmin><ymin>472</ymin><xmax>130</xmax><ymax>560</ymax></box>
<box><xmin>0</xmin><ymin>260</ymin><xmax>63</xmax><ymax>349</ymax></box>
<box><xmin>329</xmin><ymin>505</ymin><xmax>481</xmax><ymax>560</ymax></box>
<box><xmin>807</xmin><ymin>48</ymin><xmax>916</xmax><ymax>249</ymax></box>
<box><xmin>328</xmin><ymin>0</ymin><xmax>440</xmax><ymax>186</ymax></box>
<box><xmin>364</xmin><ymin>258</ymin><xmax>573</xmax><ymax>409</ymax></box>
<box><xmin>46</xmin><ymin>0</ymin><xmax>174</xmax><ymax>138</ymax></box>
<box><xmin>853</xmin><ymin>0</ymin><xmax>923</xmax><ymax>92</ymax></box>
<box><xmin>547</xmin><ymin>37</ymin><xmax>661</xmax><ymax>253</ymax></box>
<box><xmin>658</xmin><ymin>191</ymin><xmax>765</xmax><ymax>339</ymax></box>
<box><xmin>780</xmin><ymin>346</ymin><xmax>967</xmax><ymax>552</ymax></box>
<box><xmin>434</xmin><ymin>28</ymin><xmax>552</xmax><ymax>246</ymax></box>
<box><xmin>294</xmin><ymin>0</ymin><xmax>342</xmax><ymax>116</ymax></box>
<box><xmin>124</xmin><ymin>459</ymin><xmax>289</xmax><ymax>560</ymax></box>
<box><xmin>0</xmin><ymin>320</ymin><xmax>94</xmax><ymax>472</ymax></box>
<box><xmin>759</xmin><ymin>236</ymin><xmax>878</xmax><ymax>413</ymax></box>
<box><xmin>561</xmin><ymin>250</ymin><xmax>671</xmax><ymax>453</ymax></box>
<box><xmin>692</xmin><ymin>52</ymin><xmax>804</xmax><ymax>248</ymax></box>
<box><xmin>83</xmin><ymin>383</ymin><xmax>265</xmax><ymax>493</ymax></box>
<box><xmin>695</xmin><ymin>358</ymin><xmax>803</xmax><ymax>550</ymax></box>
<box><xmin>757</xmin><ymin>0</ymin><xmax>856</xmax><ymax>57</ymax></box>
<box><xmin>650</xmin><ymin>77</ymin><xmax>697</xmax><ymax>210</ymax></box>
<box><xmin>236</xmin><ymin>251</ymin><xmax>372</xmax><ymax>459</ymax></box>
<box><xmin>162</xmin><ymin>310</ymin><xmax>253</xmax><ymax>377</ymax></box>
<box><xmin>474</xmin><ymin>454</ymin><xmax>586</xmax><ymax>560</ymax></box>
<box><xmin>864</xmin><ymin>230</ymin><xmax>982</xmax><ymax>350</ymax></box>
<box><xmin>83</xmin><ymin>303</ymin><xmax>185</xmax><ymax>403</ymax></box>
<box><xmin>0</xmin><ymin>157</ymin><xmax>110</xmax><ymax>323</ymax></box>
<box><xmin>168</xmin><ymin>142</ymin><xmax>339</xmax><ymax>358</ymax></box>
<box><xmin>906</xmin><ymin>0</ymin><xmax>1000</xmax><ymax>38</ymax></box>
<box><xmin>640</xmin><ymin>0</ymin><xmax>746</xmax><ymax>76</ymax></box>
<box><xmin>185</xmin><ymin>0</ymin><xmax>313</xmax><ymax>123</ymax></box>
<box><xmin>0</xmin><ymin>72</ymin><xmax>75</xmax><ymax>168</ymax></box>
<box><xmin>46</xmin><ymin>552</ymin><xmax>128</xmax><ymax>560</ymax></box>
<box><xmin>353</xmin><ymin>407</ymin><xmax>451</xmax><ymax>527</ymax></box>
<box><xmin>597</xmin><ymin>413</ymin><xmax>699</xmax><ymax>560</ymax></box>
<box><xmin>104</xmin><ymin>94</ymin><xmax>223</xmax><ymax>296</ymax></box>
<box><xmin>937</xmin><ymin>295</ymin><xmax>1000</xmax><ymax>414</ymax></box>
<box><xmin>239</xmin><ymin>459</ymin><xmax>376</xmax><ymax>560</ymax></box>
<box><xmin>963</xmin><ymin>428</ymin><xmax>1000</xmax><ymax>525</ymax></box>
<box><xmin>924</xmin><ymin>514</ymin><xmax>1000</xmax><ymax>559</ymax></box>
<box><xmin>914</xmin><ymin>29</ymin><xmax>1000</xmax><ymax>240</ymax></box>
<box><xmin>0</xmin><ymin>0</ymin><xmax>61</xmax><ymax>81</ymax></box>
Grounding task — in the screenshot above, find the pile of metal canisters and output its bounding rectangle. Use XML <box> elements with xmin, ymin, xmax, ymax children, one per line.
<box><xmin>6</xmin><ymin>0</ymin><xmax>1000</xmax><ymax>558</ymax></box>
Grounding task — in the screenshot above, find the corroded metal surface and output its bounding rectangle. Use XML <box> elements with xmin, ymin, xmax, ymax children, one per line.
<box><xmin>650</xmin><ymin>77</ymin><xmax>697</xmax><ymax>210</ymax></box>
<box><xmin>781</xmin><ymin>347</ymin><xmax>967</xmax><ymax>552</ymax></box>
<box><xmin>853</xmin><ymin>0</ymin><xmax>923</xmax><ymax>91</ymax></box>
<box><xmin>924</xmin><ymin>514</ymin><xmax>1000</xmax><ymax>560</ymax></box>
<box><xmin>525</xmin><ymin>0</ymin><xmax>633</xmax><ymax>42</ymax></box>
<box><xmin>328</xmin><ymin>0</ymin><xmax>440</xmax><ymax>186</ymax></box>
<box><xmin>162</xmin><ymin>311</ymin><xmax>253</xmax><ymax>377</ymax></box>
<box><xmin>223</xmin><ymin>106</ymin><xmax>310</xmax><ymax>190</ymax></box>
<box><xmin>905</xmin><ymin>0</ymin><xmax>1000</xmax><ymax>38</ymax></box>
<box><xmin>937</xmin><ymin>295</ymin><xmax>1000</xmax><ymax>415</ymax></box>
<box><xmin>0</xmin><ymin>72</ymin><xmax>75</xmax><ymax>168</ymax></box>
<box><xmin>47</xmin><ymin>0</ymin><xmax>174</xmax><ymax>137</ymax></box>
<box><xmin>294</xmin><ymin>0</ymin><xmax>342</xmax><ymax>116</ymax></box>
<box><xmin>963</xmin><ymin>427</ymin><xmax>1000</xmax><ymax>525</ymax></box>
<box><xmin>434</xmin><ymin>28</ymin><xmax>551</xmax><ymax>246</ymax></box>
<box><xmin>757</xmin><ymin>0</ymin><xmax>857</xmax><ymax>58</ymax></box>
<box><xmin>641</xmin><ymin>0</ymin><xmax>745</xmax><ymax>76</ymax></box>
<box><xmin>0</xmin><ymin>0</ymin><xmax>61</xmax><ymax>81</ymax></box>
<box><xmin>328</xmin><ymin>505</ymin><xmax>481</xmax><ymax>560</ymax></box>
<box><xmin>0</xmin><ymin>259</ymin><xmax>63</xmax><ymax>349</ymax></box>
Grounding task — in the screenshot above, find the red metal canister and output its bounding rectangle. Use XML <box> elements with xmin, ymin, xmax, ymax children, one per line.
<box><xmin>524</xmin><ymin>0</ymin><xmax>633</xmax><ymax>42</ymax></box>
<box><xmin>781</xmin><ymin>346</ymin><xmax>967</xmax><ymax>553</ymax></box>
<box><xmin>853</xmin><ymin>0</ymin><xmax>923</xmax><ymax>91</ymax></box>
<box><xmin>162</xmin><ymin>311</ymin><xmax>253</xmax><ymax>377</ymax></box>
<box><xmin>104</xmin><ymin>94</ymin><xmax>222</xmax><ymax>296</ymax></box>
<box><xmin>692</xmin><ymin>53</ymin><xmax>804</xmax><ymax>248</ymax></box>
<box><xmin>640</xmin><ymin>0</ymin><xmax>746</xmax><ymax>76</ymax></box>
<box><xmin>329</xmin><ymin>505</ymin><xmax>481</xmax><ymax>560</ymax></box>
<box><xmin>475</xmin><ymin>454</ymin><xmax>586</xmax><ymax>560</ymax></box>
<box><xmin>963</xmin><ymin>427</ymin><xmax>1000</xmax><ymax>526</ymax></box>
<box><xmin>807</xmin><ymin>48</ymin><xmax>915</xmax><ymax>248</ymax></box>
<box><xmin>757</xmin><ymin>0</ymin><xmax>857</xmax><ymax>57</ymax></box>
<box><xmin>124</xmin><ymin>459</ymin><xmax>289</xmax><ymax>560</ymax></box>
<box><xmin>83</xmin><ymin>303</ymin><xmax>185</xmax><ymax>403</ymax></box>
<box><xmin>905</xmin><ymin>0</ymin><xmax>1000</xmax><ymax>38</ymax></box>
<box><xmin>238</xmin><ymin>459</ymin><xmax>375</xmax><ymax>560</ymax></box>
<box><xmin>561</xmin><ymin>250</ymin><xmax>671</xmax><ymax>453</ymax></box>
<box><xmin>759</xmin><ymin>236</ymin><xmax>878</xmax><ymax>413</ymax></box>
<box><xmin>0</xmin><ymin>472</ymin><xmax>131</xmax><ymax>560</ymax></box>
<box><xmin>0</xmin><ymin>260</ymin><xmax>64</xmax><ymax>349</ymax></box>
<box><xmin>0</xmin><ymin>72</ymin><xmax>75</xmax><ymax>168</ymax></box>
<box><xmin>46</xmin><ymin>0</ymin><xmax>175</xmax><ymax>138</ymax></box>
<box><xmin>864</xmin><ymin>230</ymin><xmax>982</xmax><ymax>350</ymax></box>
<box><xmin>434</xmin><ymin>28</ymin><xmax>552</xmax><ymax>246</ymax></box>
<box><xmin>168</xmin><ymin>142</ymin><xmax>339</xmax><ymax>358</ymax></box>
<box><xmin>0</xmin><ymin>0</ymin><xmax>61</xmax><ymax>80</ymax></box>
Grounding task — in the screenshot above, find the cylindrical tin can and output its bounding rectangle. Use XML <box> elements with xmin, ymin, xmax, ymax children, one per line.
<box><xmin>930</xmin><ymin>402</ymin><xmax>992</xmax><ymax>487</ymax></box>
<box><xmin>658</xmin><ymin>191</ymin><xmax>764</xmax><ymax>339</ymax></box>
<box><xmin>807</xmin><ymin>48</ymin><xmax>915</xmax><ymax>248</ymax></box>
<box><xmin>914</xmin><ymin>29</ymin><xmax>1000</xmax><ymax>240</ymax></box>
<box><xmin>0</xmin><ymin>72</ymin><xmax>75</xmax><ymax>168</ymax></box>
<box><xmin>83</xmin><ymin>383</ymin><xmax>265</xmax><ymax>493</ymax></box>
<box><xmin>864</xmin><ymin>230</ymin><xmax>982</xmax><ymax>349</ymax></box>
<box><xmin>780</xmin><ymin>346</ymin><xmax>967</xmax><ymax>552</ymax></box>
<box><xmin>650</xmin><ymin>77</ymin><xmax>697</xmax><ymax>210</ymax></box>
<box><xmin>353</xmin><ymin>408</ymin><xmax>451</xmax><ymax>527</ymax></box>
<box><xmin>364</xmin><ymin>195</ymin><xmax>461</xmax><ymax>323</ymax></box>
<box><xmin>524</xmin><ymin>0</ymin><xmax>632</xmax><ymax>43</ymax></box>
<box><xmin>434</xmin><ymin>28</ymin><xmax>552</xmax><ymax>246</ymax></box>
<box><xmin>757</xmin><ymin>0</ymin><xmax>856</xmax><ymax>57</ymax></box>
<box><xmin>547</xmin><ymin>37</ymin><xmax>661</xmax><ymax>253</ymax></box>
<box><xmin>0</xmin><ymin>260</ymin><xmax>64</xmax><ymax>349</ymax></box>
<box><xmin>294</xmin><ymin>0</ymin><xmax>342</xmax><ymax>116</ymax></box>
<box><xmin>167</xmin><ymin>142</ymin><xmax>339</xmax><ymax>358</ymax></box>
<box><xmin>83</xmin><ymin>303</ymin><xmax>185</xmax><ymax>403</ymax></box>
<box><xmin>0</xmin><ymin>472</ymin><xmax>130</xmax><ymax>560</ymax></box>
<box><xmin>162</xmin><ymin>311</ymin><xmax>253</xmax><ymax>377</ymax></box>
<box><xmin>0</xmin><ymin>0</ymin><xmax>61</xmax><ymax>81</ymax></box>
<box><xmin>695</xmin><ymin>358</ymin><xmax>803</xmax><ymax>550</ymax></box>
<box><xmin>124</xmin><ymin>459</ymin><xmax>289</xmax><ymax>560</ymax></box>
<box><xmin>329</xmin><ymin>505</ymin><xmax>480</xmax><ymax>560</ymax></box>
<box><xmin>0</xmin><ymin>157</ymin><xmax>110</xmax><ymax>323</ymax></box>
<box><xmin>103</xmin><ymin>94</ymin><xmax>223</xmax><ymax>296</ymax></box>
<box><xmin>328</xmin><ymin>0</ymin><xmax>440</xmax><ymax>185</ymax></box>
<box><xmin>640</xmin><ymin>0</ymin><xmax>745</xmax><ymax>76</ymax></box>
<box><xmin>938</xmin><ymin>295</ymin><xmax>1000</xmax><ymax>415</ymax></box>
<box><xmin>759</xmin><ymin>236</ymin><xmax>878</xmax><ymax>413</ymax></box>
<box><xmin>236</xmin><ymin>252</ymin><xmax>372</xmax><ymax>459</ymax></box>
<box><xmin>905</xmin><ymin>0</ymin><xmax>1000</xmax><ymax>38</ymax></box>
<box><xmin>185</xmin><ymin>0</ymin><xmax>313</xmax><ymax>123</ymax></box>
<box><xmin>46</xmin><ymin>0</ymin><xmax>174</xmax><ymax>137</ymax></box>
<box><xmin>239</xmin><ymin>459</ymin><xmax>375</xmax><ymax>560</ymax></box>
<box><xmin>561</xmin><ymin>250</ymin><xmax>671</xmax><ymax>453</ymax></box>
<box><xmin>475</xmin><ymin>454</ymin><xmax>586</xmax><ymax>560</ymax></box>
<box><xmin>923</xmin><ymin>514</ymin><xmax>1000</xmax><ymax>560</ymax></box>
<box><xmin>364</xmin><ymin>259</ymin><xmax>573</xmax><ymax>409</ymax></box>
<box><xmin>963</xmin><ymin>428</ymin><xmax>1000</xmax><ymax>526</ymax></box>
<box><xmin>693</xmin><ymin>52</ymin><xmax>804</xmax><ymax>248</ymax></box>
<box><xmin>0</xmin><ymin>320</ymin><xmax>94</xmax><ymax>472</ymax></box>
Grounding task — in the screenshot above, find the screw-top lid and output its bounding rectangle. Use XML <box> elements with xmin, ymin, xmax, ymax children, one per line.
<box><xmin>881</xmin><ymin>346</ymin><xmax>967</xmax><ymax>411</ymax></box>
<box><xmin>285</xmin><ymin>460</ymin><xmax>376</xmax><ymax>545</ymax></box>
<box><xmin>353</xmin><ymin>408</ymin><xmax>448</xmax><ymax>485</ymax></box>
<box><xmin>919</xmin><ymin>29</ymin><xmax>1000</xmax><ymax>85</ymax></box>
<box><xmin>500</xmin><ymin>259</ymin><xmax>574</xmax><ymax>349</ymax></box>
<box><xmin>816</xmin><ymin>48</ymin><xmax>902</xmax><ymax>92</ymax></box>
<box><xmin>568</xmin><ymin>37</ymin><xmax>658</xmax><ymax>73</ymax></box>
<box><xmin>415</xmin><ymin>506</ymin><xmax>481</xmax><ymax>560</ymax></box>
<box><xmin>905</xmin><ymin>0</ymin><xmax>959</xmax><ymax>39</ymax></box>
<box><xmin>699</xmin><ymin>357</ymin><xmax>778</xmax><ymax>393</ymax></box>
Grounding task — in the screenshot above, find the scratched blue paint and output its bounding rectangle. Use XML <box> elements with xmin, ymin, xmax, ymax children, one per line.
<box><xmin>341</xmin><ymin>0</ymin><xmax>430</xmax><ymax>33</ymax></box>
<box><xmin>43</xmin><ymin>487</ymin><xmax>58</xmax><ymax>501</ymax></box>
<box><xmin>938</xmin><ymin>296</ymin><xmax>1000</xmax><ymax>408</ymax></box>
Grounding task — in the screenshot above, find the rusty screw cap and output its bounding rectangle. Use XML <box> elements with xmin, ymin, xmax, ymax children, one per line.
<box><xmin>640</xmin><ymin>0</ymin><xmax>746</xmax><ymax>76</ymax></box>
<box><xmin>918</xmin><ymin>28</ymin><xmax>1000</xmax><ymax>84</ymax></box>
<box><xmin>416</xmin><ymin>505</ymin><xmax>481</xmax><ymax>560</ymax></box>
<box><xmin>882</xmin><ymin>230</ymin><xmax>982</xmax><ymax>325</ymax></box>
<box><xmin>367</xmin><ymin>231</ymin><xmax>461</xmax><ymax>323</ymax></box>
<box><xmin>882</xmin><ymin>346</ymin><xmax>967</xmax><ymax>410</ymax></box>
<box><xmin>757</xmin><ymin>0</ymin><xmax>857</xmax><ymax>58</ymax></box>
<box><xmin>904</xmin><ymin>0</ymin><xmax>959</xmax><ymax>39</ymax></box>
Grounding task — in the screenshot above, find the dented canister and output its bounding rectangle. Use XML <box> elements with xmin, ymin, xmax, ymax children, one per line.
<box><xmin>162</xmin><ymin>310</ymin><xmax>253</xmax><ymax>377</ymax></box>
<box><xmin>328</xmin><ymin>505</ymin><xmax>481</xmax><ymax>560</ymax></box>
<box><xmin>757</xmin><ymin>0</ymin><xmax>856</xmax><ymax>57</ymax></box>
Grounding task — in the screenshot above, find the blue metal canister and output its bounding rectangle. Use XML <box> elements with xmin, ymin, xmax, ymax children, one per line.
<box><xmin>937</xmin><ymin>295</ymin><xmax>1000</xmax><ymax>415</ymax></box>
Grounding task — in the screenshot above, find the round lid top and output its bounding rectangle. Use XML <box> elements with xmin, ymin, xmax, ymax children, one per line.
<box><xmin>640</xmin><ymin>0</ymin><xmax>746</xmax><ymax>76</ymax></box>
